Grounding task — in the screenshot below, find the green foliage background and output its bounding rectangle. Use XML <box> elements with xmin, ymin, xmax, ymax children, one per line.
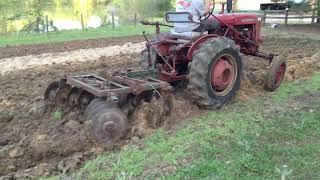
<box><xmin>111</xmin><ymin>0</ymin><xmax>173</xmax><ymax>23</ymax></box>
<box><xmin>0</xmin><ymin>0</ymin><xmax>174</xmax><ymax>32</ymax></box>
<box><xmin>0</xmin><ymin>0</ymin><xmax>319</xmax><ymax>33</ymax></box>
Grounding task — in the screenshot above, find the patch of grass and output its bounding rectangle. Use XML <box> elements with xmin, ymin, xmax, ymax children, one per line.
<box><xmin>0</xmin><ymin>25</ymin><xmax>170</xmax><ymax>47</ymax></box>
<box><xmin>47</xmin><ymin>73</ymin><xmax>320</xmax><ymax>179</ymax></box>
<box><xmin>52</xmin><ymin>109</ymin><xmax>63</xmax><ymax>120</ymax></box>
<box><xmin>273</xmin><ymin>74</ymin><xmax>320</xmax><ymax>102</ymax></box>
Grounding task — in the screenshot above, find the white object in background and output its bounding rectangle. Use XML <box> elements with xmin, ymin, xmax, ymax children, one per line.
<box><xmin>87</xmin><ymin>16</ymin><xmax>102</xmax><ymax>28</ymax></box>
<box><xmin>271</xmin><ymin>23</ymin><xmax>279</xmax><ymax>28</ymax></box>
<box><xmin>53</xmin><ymin>20</ymin><xmax>82</xmax><ymax>30</ymax></box>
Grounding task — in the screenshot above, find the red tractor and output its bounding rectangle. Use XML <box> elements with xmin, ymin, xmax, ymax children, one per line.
<box><xmin>140</xmin><ymin>9</ymin><xmax>286</xmax><ymax>108</ymax></box>
<box><xmin>45</xmin><ymin>5</ymin><xmax>287</xmax><ymax>144</ymax></box>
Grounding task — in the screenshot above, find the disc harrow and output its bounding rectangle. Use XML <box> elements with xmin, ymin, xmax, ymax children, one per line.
<box><xmin>44</xmin><ymin>70</ymin><xmax>174</xmax><ymax>143</ymax></box>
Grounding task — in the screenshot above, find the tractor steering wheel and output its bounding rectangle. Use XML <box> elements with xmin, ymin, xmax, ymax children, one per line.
<box><xmin>201</xmin><ymin>0</ymin><xmax>215</xmax><ymax>21</ymax></box>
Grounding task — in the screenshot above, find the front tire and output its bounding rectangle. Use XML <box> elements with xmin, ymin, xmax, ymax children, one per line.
<box><xmin>188</xmin><ymin>37</ymin><xmax>242</xmax><ymax>109</ymax></box>
<box><xmin>264</xmin><ymin>56</ymin><xmax>287</xmax><ymax>91</ymax></box>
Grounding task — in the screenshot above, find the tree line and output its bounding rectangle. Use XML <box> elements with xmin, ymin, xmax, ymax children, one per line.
<box><xmin>1</xmin><ymin>0</ymin><xmax>318</xmax><ymax>33</ymax></box>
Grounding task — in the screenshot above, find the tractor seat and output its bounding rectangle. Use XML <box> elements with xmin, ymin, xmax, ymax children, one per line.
<box><xmin>165</xmin><ymin>12</ymin><xmax>208</xmax><ymax>38</ymax></box>
<box><xmin>170</xmin><ymin>29</ymin><xmax>204</xmax><ymax>38</ymax></box>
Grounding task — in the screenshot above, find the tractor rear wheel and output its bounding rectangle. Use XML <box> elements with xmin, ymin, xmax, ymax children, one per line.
<box><xmin>264</xmin><ymin>56</ymin><xmax>287</xmax><ymax>91</ymax></box>
<box><xmin>188</xmin><ymin>37</ymin><xmax>242</xmax><ymax>109</ymax></box>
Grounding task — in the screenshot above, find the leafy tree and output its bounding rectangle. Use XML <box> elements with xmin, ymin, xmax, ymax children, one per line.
<box><xmin>0</xmin><ymin>0</ymin><xmax>56</xmax><ymax>33</ymax></box>
<box><xmin>288</xmin><ymin>0</ymin><xmax>311</xmax><ymax>13</ymax></box>
<box><xmin>111</xmin><ymin>0</ymin><xmax>172</xmax><ymax>24</ymax></box>
<box><xmin>317</xmin><ymin>0</ymin><xmax>320</xmax><ymax>23</ymax></box>
<box><xmin>270</xmin><ymin>0</ymin><xmax>283</xmax><ymax>3</ymax></box>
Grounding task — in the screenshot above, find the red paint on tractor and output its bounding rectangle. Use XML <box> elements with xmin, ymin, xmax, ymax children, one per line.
<box><xmin>274</xmin><ymin>63</ymin><xmax>286</xmax><ymax>87</ymax></box>
<box><xmin>140</xmin><ymin>11</ymin><xmax>275</xmax><ymax>86</ymax></box>
<box><xmin>187</xmin><ymin>35</ymin><xmax>218</xmax><ymax>60</ymax></box>
<box><xmin>209</xmin><ymin>13</ymin><xmax>263</xmax><ymax>52</ymax></box>
<box><xmin>210</xmin><ymin>13</ymin><xmax>259</xmax><ymax>26</ymax></box>
<box><xmin>211</xmin><ymin>58</ymin><xmax>234</xmax><ymax>91</ymax></box>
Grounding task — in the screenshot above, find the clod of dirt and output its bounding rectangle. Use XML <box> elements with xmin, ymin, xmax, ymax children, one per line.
<box><xmin>0</xmin><ymin>112</ymin><xmax>14</xmax><ymax>123</ymax></box>
<box><xmin>312</xmin><ymin>51</ymin><xmax>320</xmax><ymax>58</ymax></box>
<box><xmin>29</xmin><ymin>134</ymin><xmax>53</xmax><ymax>157</ymax></box>
<box><xmin>57</xmin><ymin>153</ymin><xmax>84</xmax><ymax>174</ymax></box>
<box><xmin>27</xmin><ymin>103</ymin><xmax>46</xmax><ymax>119</ymax></box>
<box><xmin>131</xmin><ymin>136</ymin><xmax>141</xmax><ymax>144</ymax></box>
<box><xmin>245</xmin><ymin>69</ymin><xmax>267</xmax><ymax>87</ymax></box>
<box><xmin>66</xmin><ymin>111</ymin><xmax>82</xmax><ymax>122</ymax></box>
<box><xmin>0</xmin><ymin>173</ymin><xmax>15</xmax><ymax>180</ymax></box>
<box><xmin>130</xmin><ymin>102</ymin><xmax>156</xmax><ymax>138</ymax></box>
<box><xmin>0</xmin><ymin>139</ymin><xmax>9</xmax><ymax>146</ymax></box>
<box><xmin>285</xmin><ymin>53</ymin><xmax>320</xmax><ymax>81</ymax></box>
<box><xmin>130</xmin><ymin>99</ymin><xmax>168</xmax><ymax>138</ymax></box>
<box><xmin>9</xmin><ymin>146</ymin><xmax>24</xmax><ymax>158</ymax></box>
<box><xmin>29</xmin><ymin>121</ymin><xmax>93</xmax><ymax>158</ymax></box>
<box><xmin>0</xmin><ymin>144</ymin><xmax>14</xmax><ymax>159</ymax></box>
<box><xmin>313</xmin><ymin>52</ymin><xmax>320</xmax><ymax>69</ymax></box>
<box><xmin>65</xmin><ymin>120</ymin><xmax>81</xmax><ymax>131</ymax></box>
<box><xmin>12</xmin><ymin>163</ymin><xmax>53</xmax><ymax>180</ymax></box>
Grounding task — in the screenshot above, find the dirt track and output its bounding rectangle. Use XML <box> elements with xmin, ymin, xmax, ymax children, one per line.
<box><xmin>0</xmin><ymin>42</ymin><xmax>145</xmax><ymax>75</ymax></box>
<box><xmin>1</xmin><ymin>29</ymin><xmax>320</xmax><ymax>179</ymax></box>
<box><xmin>0</xmin><ymin>35</ymin><xmax>144</xmax><ymax>59</ymax></box>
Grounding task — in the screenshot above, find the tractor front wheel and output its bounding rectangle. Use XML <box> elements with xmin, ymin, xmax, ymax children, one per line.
<box><xmin>188</xmin><ymin>37</ymin><xmax>242</xmax><ymax>109</ymax></box>
<box><xmin>264</xmin><ymin>56</ymin><xmax>287</xmax><ymax>91</ymax></box>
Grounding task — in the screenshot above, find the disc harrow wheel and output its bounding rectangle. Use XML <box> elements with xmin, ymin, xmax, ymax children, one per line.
<box><xmin>85</xmin><ymin>99</ymin><xmax>128</xmax><ymax>143</ymax></box>
<box><xmin>67</xmin><ymin>88</ymin><xmax>80</xmax><ymax>108</ymax></box>
<box><xmin>44</xmin><ymin>81</ymin><xmax>60</xmax><ymax>103</ymax></box>
<box><xmin>55</xmin><ymin>85</ymin><xmax>72</xmax><ymax>108</ymax></box>
<box><xmin>162</xmin><ymin>94</ymin><xmax>174</xmax><ymax>116</ymax></box>
<box><xmin>79</xmin><ymin>92</ymin><xmax>94</xmax><ymax>112</ymax></box>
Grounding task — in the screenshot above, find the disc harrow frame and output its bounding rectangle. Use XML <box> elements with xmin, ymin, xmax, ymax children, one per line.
<box><xmin>44</xmin><ymin>70</ymin><xmax>174</xmax><ymax>143</ymax></box>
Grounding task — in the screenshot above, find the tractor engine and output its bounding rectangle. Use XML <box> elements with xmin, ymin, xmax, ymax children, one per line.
<box><xmin>209</xmin><ymin>13</ymin><xmax>263</xmax><ymax>55</ymax></box>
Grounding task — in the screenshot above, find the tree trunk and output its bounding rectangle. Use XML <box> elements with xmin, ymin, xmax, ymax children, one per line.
<box><xmin>317</xmin><ymin>0</ymin><xmax>320</xmax><ymax>23</ymax></box>
<box><xmin>233</xmin><ymin>0</ymin><xmax>239</xmax><ymax>11</ymax></box>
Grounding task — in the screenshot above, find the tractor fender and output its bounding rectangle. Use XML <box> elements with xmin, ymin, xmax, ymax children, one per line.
<box><xmin>187</xmin><ymin>34</ymin><xmax>219</xmax><ymax>60</ymax></box>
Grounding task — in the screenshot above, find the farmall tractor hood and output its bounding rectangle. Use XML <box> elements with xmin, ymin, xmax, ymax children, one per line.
<box><xmin>209</xmin><ymin>13</ymin><xmax>260</xmax><ymax>25</ymax></box>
